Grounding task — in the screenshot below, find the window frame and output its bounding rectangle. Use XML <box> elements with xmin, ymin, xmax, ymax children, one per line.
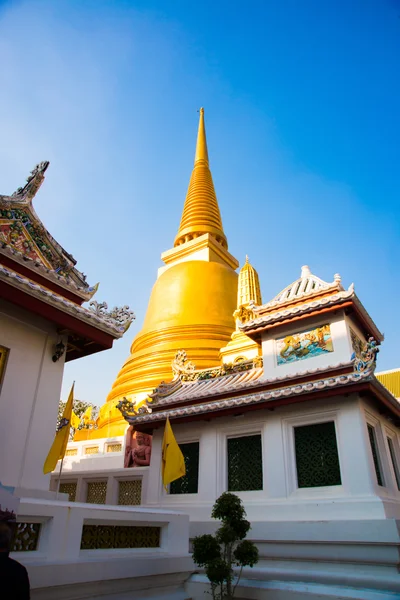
<box><xmin>217</xmin><ymin>423</ymin><xmax>264</xmax><ymax>498</ymax></box>
<box><xmin>283</xmin><ymin>410</ymin><xmax>345</xmax><ymax>498</ymax></box>
<box><xmin>169</xmin><ymin>440</ymin><xmax>200</xmax><ymax>496</ymax></box>
<box><xmin>0</xmin><ymin>344</ymin><xmax>10</xmax><ymax>393</ymax></box>
<box><xmin>384</xmin><ymin>426</ymin><xmax>400</xmax><ymax>493</ymax></box>
<box><xmin>364</xmin><ymin>413</ymin><xmax>387</xmax><ymax>490</ymax></box>
<box><xmin>161</xmin><ymin>434</ymin><xmax>201</xmax><ymax>500</ymax></box>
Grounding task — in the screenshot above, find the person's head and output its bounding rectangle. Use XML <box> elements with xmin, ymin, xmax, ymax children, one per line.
<box><xmin>0</xmin><ymin>522</ymin><xmax>13</xmax><ymax>552</ymax></box>
<box><xmin>136</xmin><ymin>433</ymin><xmax>144</xmax><ymax>446</ymax></box>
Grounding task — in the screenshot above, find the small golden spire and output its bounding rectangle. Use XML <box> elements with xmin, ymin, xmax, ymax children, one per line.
<box><xmin>174</xmin><ymin>108</ymin><xmax>227</xmax><ymax>249</ymax></box>
<box><xmin>237</xmin><ymin>256</ymin><xmax>262</xmax><ymax>308</ymax></box>
<box><xmin>194</xmin><ymin>108</ymin><xmax>209</xmax><ymax>165</ymax></box>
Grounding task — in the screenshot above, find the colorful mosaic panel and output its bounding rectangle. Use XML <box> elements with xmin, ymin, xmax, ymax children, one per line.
<box><xmin>0</xmin><ymin>345</ymin><xmax>9</xmax><ymax>388</ymax></box>
<box><xmin>227</xmin><ymin>435</ymin><xmax>263</xmax><ymax>492</ymax></box>
<box><xmin>170</xmin><ymin>442</ymin><xmax>199</xmax><ymax>495</ymax></box>
<box><xmin>276</xmin><ymin>324</ymin><xmax>333</xmax><ymax>366</ymax></box>
<box><xmin>12</xmin><ymin>523</ymin><xmax>41</xmax><ymax>552</ymax></box>
<box><xmin>0</xmin><ymin>208</ymin><xmax>52</xmax><ymax>266</ymax></box>
<box><xmin>86</xmin><ymin>481</ymin><xmax>107</xmax><ymax>504</ymax></box>
<box><xmin>294</xmin><ymin>421</ymin><xmax>341</xmax><ymax>488</ymax></box>
<box><xmin>81</xmin><ymin>525</ymin><xmax>160</xmax><ymax>549</ymax></box>
<box><xmin>367</xmin><ymin>425</ymin><xmax>384</xmax><ymax>487</ymax></box>
<box><xmin>118</xmin><ymin>480</ymin><xmax>142</xmax><ymax>505</ymax></box>
<box><xmin>59</xmin><ymin>481</ymin><xmax>77</xmax><ymax>502</ymax></box>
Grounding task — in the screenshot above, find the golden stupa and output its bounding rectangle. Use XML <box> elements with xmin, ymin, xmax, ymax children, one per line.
<box><xmin>82</xmin><ymin>109</ymin><xmax>240</xmax><ymax>439</ymax></box>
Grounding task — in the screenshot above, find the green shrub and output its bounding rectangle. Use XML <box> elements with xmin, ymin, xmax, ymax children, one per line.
<box><xmin>192</xmin><ymin>492</ymin><xmax>259</xmax><ymax>599</ymax></box>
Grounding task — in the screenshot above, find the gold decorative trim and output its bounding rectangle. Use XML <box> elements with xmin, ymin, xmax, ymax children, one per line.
<box><xmin>107</xmin><ymin>443</ymin><xmax>122</xmax><ymax>453</ymax></box>
<box><xmin>66</xmin><ymin>448</ymin><xmax>78</xmax><ymax>456</ymax></box>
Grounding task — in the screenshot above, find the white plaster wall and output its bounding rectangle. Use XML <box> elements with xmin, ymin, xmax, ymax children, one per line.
<box><xmin>14</xmin><ymin>497</ymin><xmax>193</xmax><ymax>600</ymax></box>
<box><xmin>145</xmin><ymin>394</ymin><xmax>400</xmax><ymax>522</ymax></box>
<box><xmin>59</xmin><ymin>436</ymin><xmax>126</xmax><ymax>472</ymax></box>
<box><xmin>261</xmin><ymin>310</ymin><xmax>354</xmax><ymax>380</ymax></box>
<box><xmin>0</xmin><ymin>300</ymin><xmax>65</xmax><ymax>492</ymax></box>
<box><xmin>360</xmin><ymin>397</ymin><xmax>400</xmax><ymax>507</ymax></box>
<box><xmin>50</xmin><ymin>466</ymin><xmax>150</xmax><ymax>505</ymax></box>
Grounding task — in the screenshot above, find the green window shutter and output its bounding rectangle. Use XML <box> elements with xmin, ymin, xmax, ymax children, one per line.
<box><xmin>170</xmin><ymin>441</ymin><xmax>200</xmax><ymax>494</ymax></box>
<box><xmin>227</xmin><ymin>434</ymin><xmax>263</xmax><ymax>492</ymax></box>
<box><xmin>294</xmin><ymin>421</ymin><xmax>341</xmax><ymax>488</ymax></box>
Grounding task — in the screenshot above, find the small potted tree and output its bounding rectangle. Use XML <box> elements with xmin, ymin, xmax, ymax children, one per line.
<box><xmin>192</xmin><ymin>492</ymin><xmax>259</xmax><ymax>599</ymax></box>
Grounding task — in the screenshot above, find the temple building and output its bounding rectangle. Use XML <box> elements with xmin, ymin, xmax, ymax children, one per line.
<box><xmin>53</xmin><ymin>111</ymin><xmax>400</xmax><ymax>599</ymax></box>
<box><xmin>0</xmin><ymin>161</ymin><xmax>134</xmax><ymax>493</ymax></box>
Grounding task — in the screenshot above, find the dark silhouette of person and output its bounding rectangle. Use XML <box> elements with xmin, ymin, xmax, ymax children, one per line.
<box><xmin>0</xmin><ymin>512</ymin><xmax>30</xmax><ymax>599</ymax></box>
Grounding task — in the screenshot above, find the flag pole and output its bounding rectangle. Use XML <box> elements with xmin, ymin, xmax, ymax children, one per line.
<box><xmin>56</xmin><ymin>458</ymin><xmax>64</xmax><ymax>500</ymax></box>
<box><xmin>56</xmin><ymin>379</ymin><xmax>74</xmax><ymax>500</ymax></box>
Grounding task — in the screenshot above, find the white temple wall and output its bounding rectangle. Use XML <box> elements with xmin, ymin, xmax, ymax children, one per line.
<box><xmin>261</xmin><ymin>310</ymin><xmax>353</xmax><ymax>380</ymax></box>
<box><xmin>359</xmin><ymin>397</ymin><xmax>400</xmax><ymax>512</ymax></box>
<box><xmin>0</xmin><ymin>300</ymin><xmax>65</xmax><ymax>493</ymax></box>
<box><xmin>145</xmin><ymin>394</ymin><xmax>400</xmax><ymax>522</ymax></box>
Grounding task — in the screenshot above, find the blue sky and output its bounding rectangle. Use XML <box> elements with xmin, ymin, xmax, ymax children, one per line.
<box><xmin>0</xmin><ymin>0</ymin><xmax>399</xmax><ymax>403</ymax></box>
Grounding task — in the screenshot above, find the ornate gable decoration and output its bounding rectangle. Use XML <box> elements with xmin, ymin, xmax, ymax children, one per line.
<box><xmin>0</xmin><ymin>162</ymin><xmax>93</xmax><ymax>296</ymax></box>
<box><xmin>267</xmin><ymin>265</ymin><xmax>343</xmax><ymax>308</ymax></box>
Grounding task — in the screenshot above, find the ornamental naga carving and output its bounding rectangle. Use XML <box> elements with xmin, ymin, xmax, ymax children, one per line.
<box><xmin>352</xmin><ymin>336</ymin><xmax>379</xmax><ymax>374</ymax></box>
<box><xmin>116</xmin><ymin>397</ymin><xmax>151</xmax><ymax>419</ymax></box>
<box><xmin>89</xmin><ymin>301</ymin><xmax>135</xmax><ymax>331</ymax></box>
<box><xmin>172</xmin><ymin>350</ymin><xmax>196</xmax><ymax>381</ymax></box>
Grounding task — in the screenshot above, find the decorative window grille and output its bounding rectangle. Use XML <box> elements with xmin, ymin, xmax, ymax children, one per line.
<box><xmin>387</xmin><ymin>437</ymin><xmax>400</xmax><ymax>491</ymax></box>
<box><xmin>84</xmin><ymin>446</ymin><xmax>99</xmax><ymax>455</ymax></box>
<box><xmin>66</xmin><ymin>448</ymin><xmax>78</xmax><ymax>456</ymax></box>
<box><xmin>59</xmin><ymin>481</ymin><xmax>77</xmax><ymax>502</ymax></box>
<box><xmin>227</xmin><ymin>434</ymin><xmax>263</xmax><ymax>492</ymax></box>
<box><xmin>86</xmin><ymin>481</ymin><xmax>107</xmax><ymax>504</ymax></box>
<box><xmin>12</xmin><ymin>523</ymin><xmax>41</xmax><ymax>552</ymax></box>
<box><xmin>294</xmin><ymin>421</ymin><xmax>341</xmax><ymax>488</ymax></box>
<box><xmin>170</xmin><ymin>442</ymin><xmax>200</xmax><ymax>494</ymax></box>
<box><xmin>367</xmin><ymin>425</ymin><xmax>384</xmax><ymax>487</ymax></box>
<box><xmin>118</xmin><ymin>480</ymin><xmax>142</xmax><ymax>505</ymax></box>
<box><xmin>107</xmin><ymin>443</ymin><xmax>122</xmax><ymax>453</ymax></box>
<box><xmin>81</xmin><ymin>524</ymin><xmax>160</xmax><ymax>549</ymax></box>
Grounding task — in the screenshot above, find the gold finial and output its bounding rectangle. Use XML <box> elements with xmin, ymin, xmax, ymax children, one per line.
<box><xmin>237</xmin><ymin>256</ymin><xmax>262</xmax><ymax>308</ymax></box>
<box><xmin>194</xmin><ymin>107</ymin><xmax>209</xmax><ymax>166</ymax></box>
<box><xmin>174</xmin><ymin>109</ymin><xmax>227</xmax><ymax>249</ymax></box>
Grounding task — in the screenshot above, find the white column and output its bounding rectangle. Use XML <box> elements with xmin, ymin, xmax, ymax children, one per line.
<box><xmin>146</xmin><ymin>429</ymin><xmax>163</xmax><ymax>504</ymax></box>
<box><xmin>337</xmin><ymin>396</ymin><xmax>376</xmax><ymax>496</ymax></box>
<box><xmin>198</xmin><ymin>428</ymin><xmax>218</xmax><ymax>501</ymax></box>
<box><xmin>263</xmin><ymin>413</ymin><xmax>287</xmax><ymax>498</ymax></box>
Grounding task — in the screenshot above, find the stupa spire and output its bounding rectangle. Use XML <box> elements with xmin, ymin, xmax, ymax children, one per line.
<box><xmin>237</xmin><ymin>256</ymin><xmax>262</xmax><ymax>308</ymax></box>
<box><xmin>174</xmin><ymin>108</ymin><xmax>228</xmax><ymax>249</ymax></box>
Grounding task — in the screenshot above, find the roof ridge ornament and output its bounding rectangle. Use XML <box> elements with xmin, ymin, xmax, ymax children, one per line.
<box><xmin>89</xmin><ymin>300</ymin><xmax>135</xmax><ymax>332</ymax></box>
<box><xmin>172</xmin><ymin>349</ymin><xmax>196</xmax><ymax>380</ymax></box>
<box><xmin>11</xmin><ymin>161</ymin><xmax>50</xmax><ymax>201</ymax></box>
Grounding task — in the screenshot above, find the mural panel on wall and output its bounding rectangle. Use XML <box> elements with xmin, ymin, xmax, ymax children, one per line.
<box><xmin>276</xmin><ymin>324</ymin><xmax>333</xmax><ymax>366</ymax></box>
<box><xmin>124</xmin><ymin>426</ymin><xmax>152</xmax><ymax>468</ymax></box>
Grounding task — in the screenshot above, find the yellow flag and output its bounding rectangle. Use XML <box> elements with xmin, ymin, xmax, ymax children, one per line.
<box><xmin>82</xmin><ymin>406</ymin><xmax>92</xmax><ymax>423</ymax></box>
<box><xmin>71</xmin><ymin>411</ymin><xmax>80</xmax><ymax>430</ymax></box>
<box><xmin>43</xmin><ymin>383</ymin><xmax>74</xmax><ymax>474</ymax></box>
<box><xmin>161</xmin><ymin>417</ymin><xmax>186</xmax><ymax>489</ymax></box>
